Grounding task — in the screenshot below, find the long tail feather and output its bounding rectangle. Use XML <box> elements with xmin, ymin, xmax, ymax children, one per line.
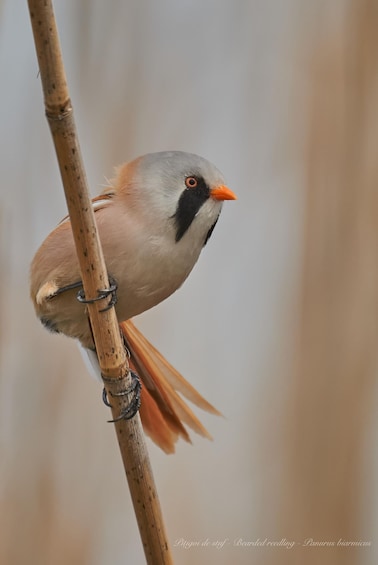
<box><xmin>120</xmin><ymin>319</ymin><xmax>220</xmax><ymax>453</ymax></box>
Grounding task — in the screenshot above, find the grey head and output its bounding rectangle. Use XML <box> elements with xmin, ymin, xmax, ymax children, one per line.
<box><xmin>130</xmin><ymin>151</ymin><xmax>233</xmax><ymax>245</ymax></box>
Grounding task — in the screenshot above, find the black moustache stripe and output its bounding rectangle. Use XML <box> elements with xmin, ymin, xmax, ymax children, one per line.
<box><xmin>173</xmin><ymin>178</ymin><xmax>210</xmax><ymax>242</ymax></box>
<box><xmin>204</xmin><ymin>215</ymin><xmax>219</xmax><ymax>246</ymax></box>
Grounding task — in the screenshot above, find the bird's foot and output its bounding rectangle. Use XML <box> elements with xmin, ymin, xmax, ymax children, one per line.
<box><xmin>77</xmin><ymin>278</ymin><xmax>118</xmax><ymax>312</ymax></box>
<box><xmin>102</xmin><ymin>371</ymin><xmax>142</xmax><ymax>422</ymax></box>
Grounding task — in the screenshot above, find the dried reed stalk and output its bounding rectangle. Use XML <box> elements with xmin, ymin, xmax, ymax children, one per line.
<box><xmin>274</xmin><ymin>2</ymin><xmax>378</xmax><ymax>564</ymax></box>
<box><xmin>27</xmin><ymin>1</ymin><xmax>173</xmax><ymax>563</ymax></box>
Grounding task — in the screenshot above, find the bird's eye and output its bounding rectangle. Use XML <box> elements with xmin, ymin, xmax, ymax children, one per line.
<box><xmin>185</xmin><ymin>176</ymin><xmax>198</xmax><ymax>189</ymax></box>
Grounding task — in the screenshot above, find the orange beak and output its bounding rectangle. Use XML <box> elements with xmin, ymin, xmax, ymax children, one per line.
<box><xmin>210</xmin><ymin>184</ymin><xmax>237</xmax><ymax>201</ymax></box>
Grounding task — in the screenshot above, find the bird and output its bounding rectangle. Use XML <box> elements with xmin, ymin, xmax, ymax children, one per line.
<box><xmin>30</xmin><ymin>151</ymin><xmax>236</xmax><ymax>453</ymax></box>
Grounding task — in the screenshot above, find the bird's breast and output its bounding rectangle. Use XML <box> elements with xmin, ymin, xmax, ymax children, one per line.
<box><xmin>106</xmin><ymin>229</ymin><xmax>202</xmax><ymax>322</ymax></box>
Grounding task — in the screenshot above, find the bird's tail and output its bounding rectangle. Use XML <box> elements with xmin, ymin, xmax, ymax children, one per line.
<box><xmin>120</xmin><ymin>320</ymin><xmax>221</xmax><ymax>454</ymax></box>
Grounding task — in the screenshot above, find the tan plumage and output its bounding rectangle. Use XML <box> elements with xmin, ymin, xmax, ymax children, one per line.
<box><xmin>30</xmin><ymin>151</ymin><xmax>236</xmax><ymax>452</ymax></box>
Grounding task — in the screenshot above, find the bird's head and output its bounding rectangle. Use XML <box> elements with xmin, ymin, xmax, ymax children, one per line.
<box><xmin>116</xmin><ymin>151</ymin><xmax>236</xmax><ymax>245</ymax></box>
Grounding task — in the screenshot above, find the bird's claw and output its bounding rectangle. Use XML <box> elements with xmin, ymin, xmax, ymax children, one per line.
<box><xmin>102</xmin><ymin>371</ymin><xmax>142</xmax><ymax>422</ymax></box>
<box><xmin>102</xmin><ymin>386</ymin><xmax>112</xmax><ymax>407</ymax></box>
<box><xmin>77</xmin><ymin>280</ymin><xmax>118</xmax><ymax>312</ymax></box>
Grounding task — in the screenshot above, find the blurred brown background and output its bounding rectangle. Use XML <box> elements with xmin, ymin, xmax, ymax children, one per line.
<box><xmin>0</xmin><ymin>1</ymin><xmax>377</xmax><ymax>564</ymax></box>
